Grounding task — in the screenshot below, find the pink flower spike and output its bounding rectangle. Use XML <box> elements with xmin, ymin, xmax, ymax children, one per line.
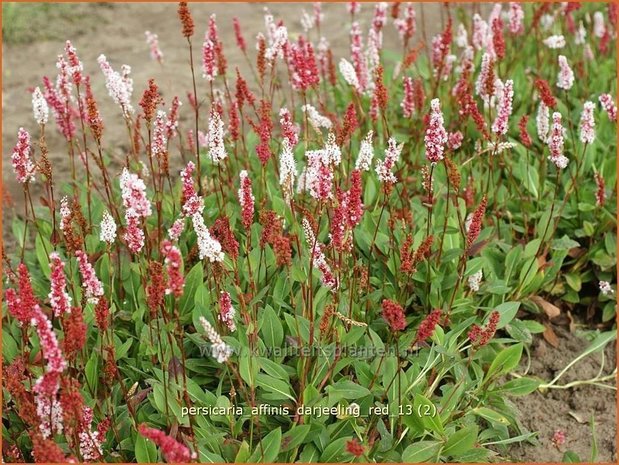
<box><xmin>233</xmin><ymin>17</ymin><xmax>246</xmax><ymax>53</ymax></box>
<box><xmin>48</xmin><ymin>252</ymin><xmax>72</xmax><ymax>317</ymax></box>
<box><xmin>11</xmin><ymin>128</ymin><xmax>36</xmax><ymax>184</ymax></box>
<box><xmin>78</xmin><ymin>407</ymin><xmax>103</xmax><ymax>461</ymax></box>
<box><xmin>145</xmin><ymin>31</ymin><xmax>164</xmax><ymax>63</ymax></box>
<box><xmin>371</xmin><ymin>2</ymin><xmax>387</xmax><ymax>33</ymax></box>
<box><xmin>548</xmin><ymin>112</ymin><xmax>568</xmax><ymax>169</ymax></box>
<box><xmin>168</xmin><ymin>217</ymin><xmax>185</xmax><ymax>241</ymax></box>
<box><xmin>424</xmin><ymin>98</ymin><xmax>448</xmax><ymax>163</ymax></box>
<box><xmin>152</xmin><ymin>110</ymin><xmax>167</xmax><ymax>159</ymax></box>
<box><xmin>557</xmin><ymin>55</ymin><xmax>574</xmax><ymax>90</ymax></box>
<box><xmin>165</xmin><ymin>96</ymin><xmax>182</xmax><ymax>140</ymax></box>
<box><xmin>579</xmin><ymin>101</ymin><xmax>596</xmax><ymax>144</ymax></box>
<box><xmin>330</xmin><ymin>169</ymin><xmax>364</xmax><ymax>252</ymax></box>
<box><xmin>350</xmin><ymin>22</ymin><xmax>368</xmax><ymax>93</ymax></box>
<box><xmin>289</xmin><ymin>36</ymin><xmax>320</xmax><ymax>91</ymax></box>
<box><xmin>161</xmin><ymin>240</ymin><xmax>184</xmax><ymax>298</ymax></box>
<box><xmin>34</xmin><ymin>374</ymin><xmax>64</xmax><ymax>439</ymax></box>
<box><xmin>43</xmin><ymin>75</ymin><xmax>76</xmax><ymax>140</ymax></box>
<box><xmin>138</xmin><ymin>425</ymin><xmax>196</xmax><ymax>463</ymax></box>
<box><xmin>180</xmin><ymin>161</ymin><xmax>204</xmax><ymax>217</ymax></box>
<box><xmin>415</xmin><ymin>309</ymin><xmax>442</xmax><ymax>343</ymax></box>
<box><xmin>492</xmin><ymin>79</ymin><xmax>514</xmax><ymax>135</ymax></box>
<box><xmin>6</xmin><ymin>288</ymin><xmax>28</xmax><ymax>325</ymax></box>
<box><xmin>97</xmin><ymin>54</ymin><xmax>134</xmax><ymax>117</ymax></box>
<box><xmin>302</xmin><ymin>219</ymin><xmax>338</xmax><ymax>291</ymax></box>
<box><xmin>31</xmin><ymin>305</ymin><xmax>67</xmax><ymax>374</ymax></box>
<box><xmin>472</xmin><ymin>14</ymin><xmax>488</xmax><ymax>50</ymax></box>
<box><xmin>32</xmin><ymin>87</ymin><xmax>49</xmax><ymax>125</ymax></box>
<box><xmin>202</xmin><ymin>37</ymin><xmax>217</xmax><ymax>81</ymax></box>
<box><xmin>394</xmin><ymin>4</ymin><xmax>416</xmax><ymax>44</ymax></box>
<box><xmin>448</xmin><ymin>131</ymin><xmax>463</xmax><ymax>150</ymax></box>
<box><xmin>238</xmin><ymin>170</ymin><xmax>255</xmax><ymax>230</ymax></box>
<box><xmin>120</xmin><ymin>168</ymin><xmax>152</xmax><ymax>218</ymax></box>
<box><xmin>382</xmin><ymin>299</ymin><xmax>406</xmax><ymax>332</ymax></box>
<box><xmin>124</xmin><ymin>216</ymin><xmax>145</xmax><ymax>254</ymax></box>
<box><xmin>218</xmin><ymin>291</ymin><xmax>236</xmax><ymax>332</ymax></box>
<box><xmin>279</xmin><ymin>108</ymin><xmax>299</xmax><ymax>147</ymax></box>
<box><xmin>599</xmin><ymin>93</ymin><xmax>617</xmax><ymax>122</ymax></box>
<box><xmin>401</xmin><ymin>76</ymin><xmax>415</xmax><ymax>118</ymax></box>
<box><xmin>508</xmin><ymin>3</ymin><xmax>524</xmax><ymax>35</ymax></box>
<box><xmin>347</xmin><ymin>2</ymin><xmax>360</xmax><ymax>15</ymax></box>
<box><xmin>192</xmin><ymin>213</ymin><xmax>224</xmax><ymax>262</ymax></box>
<box><xmin>376</xmin><ymin>137</ymin><xmax>403</xmax><ymax>184</ymax></box>
<box><xmin>207</xmin><ymin>109</ymin><xmax>227</xmax><ymax>163</ymax></box>
<box><xmin>75</xmin><ymin>250</ymin><xmax>104</xmax><ymax>304</ymax></box>
<box><xmin>64</xmin><ymin>40</ymin><xmax>83</xmax><ymax>85</ymax></box>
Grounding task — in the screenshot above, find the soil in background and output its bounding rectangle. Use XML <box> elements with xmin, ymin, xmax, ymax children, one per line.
<box><xmin>507</xmin><ymin>327</ymin><xmax>616</xmax><ymax>463</ymax></box>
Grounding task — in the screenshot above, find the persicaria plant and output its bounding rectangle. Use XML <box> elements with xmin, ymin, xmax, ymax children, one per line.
<box><xmin>2</xmin><ymin>2</ymin><xmax>616</xmax><ymax>463</ymax></box>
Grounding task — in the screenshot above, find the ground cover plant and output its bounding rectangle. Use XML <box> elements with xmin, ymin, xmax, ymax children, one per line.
<box><xmin>2</xmin><ymin>2</ymin><xmax>617</xmax><ymax>463</ymax></box>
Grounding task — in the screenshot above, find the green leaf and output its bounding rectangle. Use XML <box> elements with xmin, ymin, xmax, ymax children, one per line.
<box><xmin>442</xmin><ymin>424</ymin><xmax>479</xmax><ymax>458</ymax></box>
<box><xmin>519</xmin><ymin>256</ymin><xmax>541</xmax><ymax>293</ymax></box>
<box><xmin>401</xmin><ymin>440</ymin><xmax>441</xmax><ymax>462</ymax></box>
<box><xmin>485</xmin><ymin>343</ymin><xmax>523</xmax><ymax>381</ymax></box>
<box><xmin>135</xmin><ymin>434</ymin><xmax>158</xmax><ymax>463</ymax></box>
<box><xmin>413</xmin><ymin>394</ymin><xmax>444</xmax><ymax>435</ymax></box>
<box><xmin>505</xmin><ymin>319</ymin><xmax>533</xmax><ymax>344</ymax></box>
<box><xmin>180</xmin><ymin>263</ymin><xmax>203</xmax><ymax>315</ymax></box>
<box><xmin>235</xmin><ymin>441</ymin><xmax>251</xmax><ymax>462</ymax></box>
<box><xmin>326</xmin><ymin>380</ymin><xmax>371</xmax><ymax>404</ymax></box>
<box><xmin>565</xmin><ymin>273</ymin><xmax>582</xmax><ymax>292</ymax></box>
<box><xmin>319</xmin><ymin>437</ymin><xmax>350</xmax><ymax>462</ymax></box>
<box><xmin>281</xmin><ymin>425</ymin><xmax>311</xmax><ymax>452</ymax></box>
<box><xmin>261</xmin><ymin>306</ymin><xmax>284</xmax><ymax>348</ymax></box>
<box><xmin>2</xmin><ymin>330</ymin><xmax>19</xmax><ymax>362</ymax></box>
<box><xmin>521</xmin><ymin>320</ymin><xmax>546</xmax><ymax>334</ymax></box>
<box><xmin>551</xmin><ymin>235</ymin><xmax>580</xmax><ymax>250</ymax></box>
<box><xmin>115</xmin><ymin>338</ymin><xmax>133</xmax><ymax>359</ymax></box>
<box><xmin>248</xmin><ymin>428</ymin><xmax>281</xmax><ymax>462</ymax></box>
<box><xmin>499</xmin><ymin>377</ymin><xmax>541</xmax><ymax>396</ymax></box>
<box><xmin>582</xmin><ymin>331</ymin><xmax>616</xmax><ymax>356</ymax></box>
<box><xmin>36</xmin><ymin>234</ymin><xmax>51</xmax><ymax>279</ymax></box>
<box><xmin>494</xmin><ymin>301</ymin><xmax>520</xmax><ymax>329</ymax></box>
<box><xmin>523</xmin><ymin>239</ymin><xmax>541</xmax><ymax>259</ymax></box>
<box><xmin>469</xmin><ymin>407</ymin><xmax>510</xmax><ymax>425</ymax></box>
<box><xmin>85</xmin><ymin>352</ymin><xmax>99</xmax><ymax>395</ymax></box>
<box><xmin>239</xmin><ymin>353</ymin><xmax>258</xmax><ymax>388</ymax></box>
<box><xmin>255</xmin><ymin>373</ymin><xmax>295</xmax><ymax>401</ymax></box>
<box><xmin>536</xmin><ymin>209</ymin><xmax>553</xmax><ymax>242</ymax></box>
<box><xmin>562</xmin><ymin>451</ymin><xmax>582</xmax><ymax>463</ymax></box>
<box><xmin>299</xmin><ymin>444</ymin><xmax>319</xmax><ymax>462</ymax></box>
<box><xmin>523</xmin><ymin>164</ymin><xmax>539</xmax><ymax>199</ymax></box>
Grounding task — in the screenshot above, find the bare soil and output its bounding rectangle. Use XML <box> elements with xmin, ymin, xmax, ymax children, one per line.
<box><xmin>507</xmin><ymin>327</ymin><xmax>616</xmax><ymax>463</ymax></box>
<box><xmin>2</xmin><ymin>3</ymin><xmax>615</xmax><ymax>463</ymax></box>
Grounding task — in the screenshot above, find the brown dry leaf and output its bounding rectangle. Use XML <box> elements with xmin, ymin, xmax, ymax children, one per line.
<box><xmin>567</xmin><ymin>247</ymin><xmax>585</xmax><ymax>258</ymax></box>
<box><xmin>568</xmin><ymin>411</ymin><xmax>587</xmax><ymax>424</ymax></box>
<box><xmin>537</xmin><ymin>254</ymin><xmax>547</xmax><ymax>269</ymax></box>
<box><xmin>567</xmin><ymin>310</ymin><xmax>576</xmax><ymax>333</ymax></box>
<box><xmin>543</xmin><ymin>325</ymin><xmax>559</xmax><ymax>348</ymax></box>
<box><xmin>530</xmin><ymin>295</ymin><xmax>561</xmax><ymax>319</ymax></box>
<box><xmin>468</xmin><ymin>239</ymin><xmax>489</xmax><ymax>256</ymax></box>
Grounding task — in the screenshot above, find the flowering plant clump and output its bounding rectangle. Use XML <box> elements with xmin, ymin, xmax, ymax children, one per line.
<box><xmin>2</xmin><ymin>2</ymin><xmax>616</xmax><ymax>463</ymax></box>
